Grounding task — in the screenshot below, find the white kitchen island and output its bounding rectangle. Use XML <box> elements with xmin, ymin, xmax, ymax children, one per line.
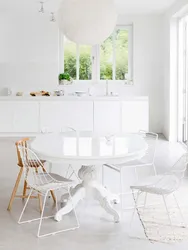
<box><xmin>0</xmin><ymin>96</ymin><xmax>149</xmax><ymax>136</ymax></box>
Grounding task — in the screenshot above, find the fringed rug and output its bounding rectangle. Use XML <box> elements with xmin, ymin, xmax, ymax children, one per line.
<box><xmin>134</xmin><ymin>193</ymin><xmax>188</xmax><ymax>243</ymax></box>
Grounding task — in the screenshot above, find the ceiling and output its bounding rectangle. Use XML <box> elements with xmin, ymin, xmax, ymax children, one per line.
<box><xmin>0</xmin><ymin>0</ymin><xmax>177</xmax><ymax>14</ymax></box>
<box><xmin>115</xmin><ymin>0</ymin><xmax>177</xmax><ymax>14</ymax></box>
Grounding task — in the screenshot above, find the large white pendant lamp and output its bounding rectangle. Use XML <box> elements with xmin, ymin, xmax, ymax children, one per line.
<box><xmin>58</xmin><ymin>0</ymin><xmax>117</xmax><ymax>45</ymax></box>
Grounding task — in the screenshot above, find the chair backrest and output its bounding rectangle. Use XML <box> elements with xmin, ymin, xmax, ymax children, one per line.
<box><xmin>139</xmin><ymin>130</ymin><xmax>158</xmax><ymax>164</ymax></box>
<box><xmin>171</xmin><ymin>153</ymin><xmax>188</xmax><ymax>181</ymax></box>
<box><xmin>18</xmin><ymin>145</ymin><xmax>54</xmax><ymax>187</ymax></box>
<box><xmin>151</xmin><ymin>153</ymin><xmax>188</xmax><ymax>193</ymax></box>
<box><xmin>15</xmin><ymin>138</ymin><xmax>29</xmax><ymax>167</ymax></box>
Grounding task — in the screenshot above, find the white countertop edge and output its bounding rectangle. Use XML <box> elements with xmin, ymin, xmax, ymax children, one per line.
<box><xmin>0</xmin><ymin>96</ymin><xmax>149</xmax><ymax>101</ymax></box>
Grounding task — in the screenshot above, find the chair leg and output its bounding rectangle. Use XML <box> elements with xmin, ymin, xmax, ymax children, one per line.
<box><xmin>153</xmin><ymin>163</ymin><xmax>157</xmax><ymax>176</ymax></box>
<box><xmin>22</xmin><ymin>181</ymin><xmax>27</xmax><ymax>200</ymax></box>
<box><xmin>38</xmin><ymin>188</ymin><xmax>80</xmax><ymax>238</ymax></box>
<box><xmin>68</xmin><ymin>187</ymin><xmax>80</xmax><ymax>229</ymax></box>
<box><xmin>7</xmin><ymin>167</ymin><xmax>23</xmax><ymax>211</ymax></box>
<box><xmin>162</xmin><ymin>195</ymin><xmax>176</xmax><ymax>240</ymax></box>
<box><xmin>130</xmin><ymin>190</ymin><xmax>140</xmax><ymax>229</ymax></box>
<box><xmin>37</xmin><ymin>191</ymin><xmax>49</xmax><ymax>237</ymax></box>
<box><xmin>18</xmin><ymin>188</ymin><xmax>33</xmax><ymax>224</ymax></box>
<box><xmin>41</xmin><ymin>167</ymin><xmax>56</xmax><ymax>204</ymax></box>
<box><xmin>67</xmin><ymin>164</ymin><xmax>80</xmax><ymax>182</ymax></box>
<box><xmin>142</xmin><ymin>192</ymin><xmax>148</xmax><ymax>216</ymax></box>
<box><xmin>173</xmin><ymin>193</ymin><xmax>186</xmax><ymax>227</ymax></box>
<box><xmin>102</xmin><ymin>164</ymin><xmax>104</xmax><ymax>186</ymax></box>
<box><xmin>119</xmin><ymin>168</ymin><xmax>123</xmax><ymax>212</ymax></box>
<box><xmin>50</xmin><ymin>190</ymin><xmax>56</xmax><ymax>204</ymax></box>
<box><xmin>38</xmin><ymin>194</ymin><xmax>43</xmax><ymax>213</ymax></box>
<box><xmin>54</xmin><ymin>190</ymin><xmax>58</xmax><ymax>213</ymax></box>
<box><xmin>65</xmin><ymin>164</ymin><xmax>71</xmax><ymax>178</ymax></box>
<box><xmin>18</xmin><ymin>187</ymin><xmax>79</xmax><ymax>237</ymax></box>
<box><xmin>35</xmin><ymin>167</ymin><xmax>43</xmax><ymax>213</ymax></box>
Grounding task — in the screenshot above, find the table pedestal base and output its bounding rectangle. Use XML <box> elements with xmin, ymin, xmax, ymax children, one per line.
<box><xmin>54</xmin><ymin>165</ymin><xmax>120</xmax><ymax>223</ymax></box>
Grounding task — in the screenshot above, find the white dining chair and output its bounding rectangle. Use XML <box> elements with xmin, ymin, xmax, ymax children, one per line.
<box><xmin>130</xmin><ymin>153</ymin><xmax>188</xmax><ymax>240</ymax></box>
<box><xmin>102</xmin><ymin>131</ymin><xmax>158</xmax><ymax>210</ymax></box>
<box><xmin>18</xmin><ymin>145</ymin><xmax>79</xmax><ymax>238</ymax></box>
<box><xmin>41</xmin><ymin>126</ymin><xmax>80</xmax><ymax>181</ymax></box>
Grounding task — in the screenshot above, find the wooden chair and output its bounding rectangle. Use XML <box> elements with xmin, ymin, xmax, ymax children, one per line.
<box><xmin>7</xmin><ymin>138</ymin><xmax>56</xmax><ymax>212</ymax></box>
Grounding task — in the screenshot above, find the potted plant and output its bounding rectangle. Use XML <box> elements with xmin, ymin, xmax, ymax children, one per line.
<box><xmin>59</xmin><ymin>73</ymin><xmax>73</xmax><ymax>85</ymax></box>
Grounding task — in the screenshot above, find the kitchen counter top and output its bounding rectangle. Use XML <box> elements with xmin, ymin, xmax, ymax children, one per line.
<box><xmin>0</xmin><ymin>96</ymin><xmax>148</xmax><ymax>101</ymax></box>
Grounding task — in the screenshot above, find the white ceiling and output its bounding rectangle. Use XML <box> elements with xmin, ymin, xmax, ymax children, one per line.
<box><xmin>0</xmin><ymin>0</ymin><xmax>177</xmax><ymax>14</ymax></box>
<box><xmin>115</xmin><ymin>0</ymin><xmax>177</xmax><ymax>14</ymax></box>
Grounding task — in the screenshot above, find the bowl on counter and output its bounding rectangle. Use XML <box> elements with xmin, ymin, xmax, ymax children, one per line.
<box><xmin>75</xmin><ymin>91</ymin><xmax>87</xmax><ymax>97</ymax></box>
<box><xmin>54</xmin><ymin>90</ymin><xmax>64</xmax><ymax>96</ymax></box>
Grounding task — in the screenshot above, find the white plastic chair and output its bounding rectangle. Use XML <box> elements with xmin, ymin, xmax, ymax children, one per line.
<box><xmin>41</xmin><ymin>126</ymin><xmax>80</xmax><ymax>181</ymax></box>
<box><xmin>130</xmin><ymin>153</ymin><xmax>188</xmax><ymax>240</ymax></box>
<box><xmin>18</xmin><ymin>145</ymin><xmax>79</xmax><ymax>238</ymax></box>
<box><xmin>102</xmin><ymin>131</ymin><xmax>158</xmax><ymax>209</ymax></box>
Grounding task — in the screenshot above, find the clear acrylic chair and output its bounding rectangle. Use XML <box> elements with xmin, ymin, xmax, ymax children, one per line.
<box><xmin>18</xmin><ymin>145</ymin><xmax>79</xmax><ymax>238</ymax></box>
<box><xmin>102</xmin><ymin>131</ymin><xmax>158</xmax><ymax>210</ymax></box>
<box><xmin>130</xmin><ymin>153</ymin><xmax>188</xmax><ymax>240</ymax></box>
<box><xmin>41</xmin><ymin>126</ymin><xmax>80</xmax><ymax>182</ymax></box>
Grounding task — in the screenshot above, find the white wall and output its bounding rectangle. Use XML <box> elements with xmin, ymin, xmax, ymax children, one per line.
<box><xmin>0</xmin><ymin>9</ymin><xmax>59</xmax><ymax>94</ymax></box>
<box><xmin>163</xmin><ymin>0</ymin><xmax>188</xmax><ymax>141</ymax></box>
<box><xmin>117</xmin><ymin>15</ymin><xmax>164</xmax><ymax>133</ymax></box>
<box><xmin>0</xmin><ymin>9</ymin><xmax>164</xmax><ymax>133</ymax></box>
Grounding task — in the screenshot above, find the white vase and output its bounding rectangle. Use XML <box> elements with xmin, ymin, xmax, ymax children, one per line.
<box><xmin>59</xmin><ymin>79</ymin><xmax>73</xmax><ymax>85</ymax></box>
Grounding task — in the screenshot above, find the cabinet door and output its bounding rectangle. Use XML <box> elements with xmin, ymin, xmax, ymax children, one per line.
<box><xmin>94</xmin><ymin>101</ymin><xmax>121</xmax><ymax>133</ymax></box>
<box><xmin>0</xmin><ymin>102</ymin><xmax>14</xmax><ymax>132</ymax></box>
<box><xmin>0</xmin><ymin>101</ymin><xmax>39</xmax><ymax>133</ymax></box>
<box><xmin>40</xmin><ymin>102</ymin><xmax>63</xmax><ymax>132</ymax></box>
<box><xmin>122</xmin><ymin>100</ymin><xmax>149</xmax><ymax>133</ymax></box>
<box><xmin>13</xmin><ymin>102</ymin><xmax>39</xmax><ymax>132</ymax></box>
<box><xmin>60</xmin><ymin>101</ymin><xmax>93</xmax><ymax>131</ymax></box>
<box><xmin>40</xmin><ymin>101</ymin><xmax>93</xmax><ymax>132</ymax></box>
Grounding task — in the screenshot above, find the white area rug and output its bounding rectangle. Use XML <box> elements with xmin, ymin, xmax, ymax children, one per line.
<box><xmin>134</xmin><ymin>192</ymin><xmax>188</xmax><ymax>244</ymax></box>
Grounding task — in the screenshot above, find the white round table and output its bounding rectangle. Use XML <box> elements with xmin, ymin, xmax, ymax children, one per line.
<box><xmin>31</xmin><ymin>131</ymin><xmax>147</xmax><ymax>223</ymax></box>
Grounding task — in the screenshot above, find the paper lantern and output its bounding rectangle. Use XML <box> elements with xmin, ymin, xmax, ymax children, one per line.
<box><xmin>58</xmin><ymin>0</ymin><xmax>117</xmax><ymax>45</ymax></box>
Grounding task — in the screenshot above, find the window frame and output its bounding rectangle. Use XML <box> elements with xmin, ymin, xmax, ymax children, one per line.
<box><xmin>178</xmin><ymin>16</ymin><xmax>188</xmax><ymax>144</ymax></box>
<box><xmin>59</xmin><ymin>25</ymin><xmax>133</xmax><ymax>84</ymax></box>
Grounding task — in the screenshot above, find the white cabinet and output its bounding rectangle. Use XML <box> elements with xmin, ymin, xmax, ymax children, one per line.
<box><xmin>94</xmin><ymin>101</ymin><xmax>121</xmax><ymax>133</ymax></box>
<box><xmin>0</xmin><ymin>102</ymin><xmax>14</xmax><ymax>132</ymax></box>
<box><xmin>121</xmin><ymin>100</ymin><xmax>149</xmax><ymax>133</ymax></box>
<box><xmin>13</xmin><ymin>102</ymin><xmax>39</xmax><ymax>132</ymax></box>
<box><xmin>0</xmin><ymin>97</ymin><xmax>149</xmax><ymax>135</ymax></box>
<box><xmin>0</xmin><ymin>102</ymin><xmax>39</xmax><ymax>133</ymax></box>
<box><xmin>40</xmin><ymin>101</ymin><xmax>93</xmax><ymax>132</ymax></box>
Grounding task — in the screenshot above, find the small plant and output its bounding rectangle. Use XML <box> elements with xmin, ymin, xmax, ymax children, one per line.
<box><xmin>59</xmin><ymin>73</ymin><xmax>71</xmax><ymax>81</ymax></box>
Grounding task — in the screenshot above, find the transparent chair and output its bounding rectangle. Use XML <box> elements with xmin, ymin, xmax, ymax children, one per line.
<box><xmin>18</xmin><ymin>145</ymin><xmax>79</xmax><ymax>238</ymax></box>
<box><xmin>41</xmin><ymin>126</ymin><xmax>80</xmax><ymax>181</ymax></box>
<box><xmin>102</xmin><ymin>131</ymin><xmax>158</xmax><ymax>209</ymax></box>
<box><xmin>130</xmin><ymin>153</ymin><xmax>188</xmax><ymax>240</ymax></box>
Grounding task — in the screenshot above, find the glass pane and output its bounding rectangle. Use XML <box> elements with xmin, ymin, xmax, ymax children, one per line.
<box><xmin>64</xmin><ymin>37</ymin><xmax>77</xmax><ymax>80</ymax></box>
<box><xmin>79</xmin><ymin>45</ymin><xmax>92</xmax><ymax>80</ymax></box>
<box><xmin>100</xmin><ymin>36</ymin><xmax>113</xmax><ymax>80</ymax></box>
<box><xmin>115</xmin><ymin>29</ymin><xmax>129</xmax><ymax>80</ymax></box>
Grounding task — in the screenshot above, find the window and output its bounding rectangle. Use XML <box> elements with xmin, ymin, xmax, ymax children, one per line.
<box><xmin>62</xmin><ymin>25</ymin><xmax>133</xmax><ymax>83</ymax></box>
<box><xmin>178</xmin><ymin>16</ymin><xmax>188</xmax><ymax>144</ymax></box>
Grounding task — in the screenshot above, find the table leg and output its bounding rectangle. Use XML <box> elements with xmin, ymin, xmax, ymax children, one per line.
<box><xmin>54</xmin><ymin>184</ymin><xmax>85</xmax><ymax>222</ymax></box>
<box><xmin>54</xmin><ymin>165</ymin><xmax>120</xmax><ymax>223</ymax></box>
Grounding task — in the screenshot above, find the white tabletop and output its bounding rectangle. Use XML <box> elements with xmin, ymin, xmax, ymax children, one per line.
<box><xmin>31</xmin><ymin>131</ymin><xmax>147</xmax><ymax>165</ymax></box>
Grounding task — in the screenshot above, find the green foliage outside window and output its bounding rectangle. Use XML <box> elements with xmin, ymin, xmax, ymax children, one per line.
<box><xmin>64</xmin><ymin>29</ymin><xmax>129</xmax><ymax>81</ymax></box>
